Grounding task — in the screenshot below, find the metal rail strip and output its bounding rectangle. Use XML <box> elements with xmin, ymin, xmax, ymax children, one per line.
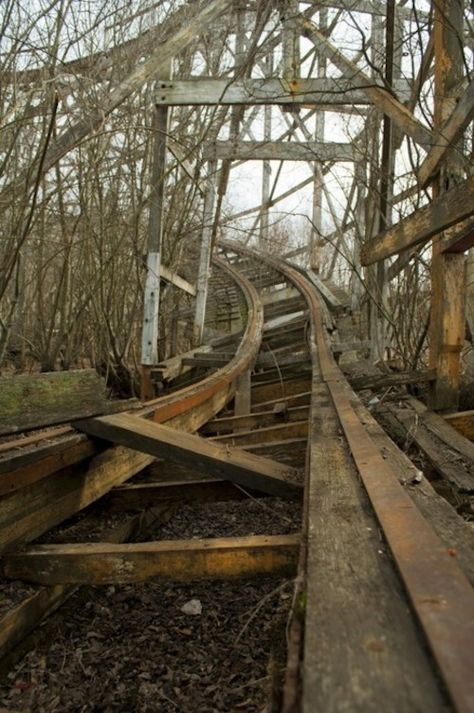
<box><xmin>221</xmin><ymin>240</ymin><xmax>474</xmax><ymax>713</ymax></box>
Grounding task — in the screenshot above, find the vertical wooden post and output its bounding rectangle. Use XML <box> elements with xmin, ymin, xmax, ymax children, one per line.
<box><xmin>281</xmin><ymin>0</ymin><xmax>300</xmax><ymax>80</ymax></box>
<box><xmin>234</xmin><ymin>369</ymin><xmax>251</xmax><ymax>428</ymax></box>
<box><xmin>193</xmin><ymin>161</ymin><xmax>217</xmax><ymax>346</ymax></box>
<box><xmin>429</xmin><ymin>0</ymin><xmax>466</xmax><ymax>411</ymax></box>
<box><xmin>140</xmin><ymin>63</ymin><xmax>171</xmax><ymax>400</ymax></box>
<box><xmin>309</xmin><ymin>8</ymin><xmax>327</xmax><ymax>273</ymax></box>
<box><xmin>260</xmin><ymin>53</ymin><xmax>273</xmax><ymax>247</ymax></box>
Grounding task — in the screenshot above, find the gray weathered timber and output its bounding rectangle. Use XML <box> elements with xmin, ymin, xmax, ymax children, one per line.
<box><xmin>303</xmin><ymin>380</ymin><xmax>447</xmax><ymax>712</ymax></box>
<box><xmin>76</xmin><ymin>413</ymin><xmax>301</xmax><ymax>497</ymax></box>
<box><xmin>154</xmin><ymin>77</ymin><xmax>411</xmax><ymax>106</ymax></box>
<box><xmin>0</xmin><ymin>370</ymin><xmax>109</xmax><ymax>435</ymax></box>
<box><xmin>160</xmin><ymin>264</ymin><xmax>196</xmax><ymax>296</ymax></box>
<box><xmin>349</xmin><ymin>369</ymin><xmax>436</xmax><ymax>391</ymax></box>
<box><xmin>360</xmin><ymin>176</ymin><xmax>474</xmax><ymax>265</ymax></box>
<box><xmin>202</xmin><ymin>140</ymin><xmax>358</xmax><ymax>162</ymax></box>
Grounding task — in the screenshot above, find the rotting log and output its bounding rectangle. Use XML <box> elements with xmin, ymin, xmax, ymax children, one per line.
<box><xmin>2</xmin><ymin>534</ymin><xmax>300</xmax><ymax>586</ymax></box>
<box><xmin>76</xmin><ymin>413</ymin><xmax>301</xmax><ymax>498</ymax></box>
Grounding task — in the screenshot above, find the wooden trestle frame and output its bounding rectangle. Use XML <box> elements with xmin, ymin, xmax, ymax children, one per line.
<box><xmin>136</xmin><ymin>0</ymin><xmax>473</xmax><ymax>411</ymax></box>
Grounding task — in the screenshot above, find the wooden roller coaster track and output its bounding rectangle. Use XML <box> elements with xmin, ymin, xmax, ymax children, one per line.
<box><xmin>0</xmin><ymin>244</ymin><xmax>473</xmax><ymax>712</ymax></box>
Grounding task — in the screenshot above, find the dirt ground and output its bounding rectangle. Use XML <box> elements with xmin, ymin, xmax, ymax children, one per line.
<box><xmin>0</xmin><ymin>498</ymin><xmax>302</xmax><ymax>713</ymax></box>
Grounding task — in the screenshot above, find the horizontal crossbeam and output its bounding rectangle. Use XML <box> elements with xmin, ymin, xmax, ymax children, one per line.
<box><xmin>2</xmin><ymin>534</ymin><xmax>300</xmax><ymax>585</ymax></box>
<box><xmin>203</xmin><ymin>140</ymin><xmax>358</xmax><ymax>162</ymax></box>
<box><xmin>155</xmin><ymin>77</ymin><xmax>411</xmax><ymax>106</ymax></box>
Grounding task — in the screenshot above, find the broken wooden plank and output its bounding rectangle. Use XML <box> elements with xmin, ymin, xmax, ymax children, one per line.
<box><xmin>360</xmin><ymin>176</ymin><xmax>474</xmax><ymax>265</ymax></box>
<box><xmin>75</xmin><ymin>413</ymin><xmax>301</xmax><ymax>498</ymax></box>
<box><xmin>2</xmin><ymin>534</ymin><xmax>300</xmax><ymax>585</ymax></box>
<box><xmin>349</xmin><ymin>369</ymin><xmax>436</xmax><ymax>391</ymax></box>
<box><xmin>301</xmin><ymin>18</ymin><xmax>431</xmax><ymax>148</ymax></box>
<box><xmin>332</xmin><ymin>340</ymin><xmax>371</xmax><ymax>355</ymax></box>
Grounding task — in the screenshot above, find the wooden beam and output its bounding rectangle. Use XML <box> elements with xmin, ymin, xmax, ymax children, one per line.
<box><xmin>211</xmin><ymin>420</ymin><xmax>308</xmax><ymax>446</ymax></box>
<box><xmin>0</xmin><ymin>504</ymin><xmax>177</xmax><ymax>661</ymax></box>
<box><xmin>155</xmin><ymin>77</ymin><xmax>411</xmax><ymax>107</ymax></box>
<box><xmin>106</xmin><ymin>479</ymin><xmax>264</xmax><ymax>511</ymax></box>
<box><xmin>2</xmin><ymin>534</ymin><xmax>300</xmax><ymax>585</ymax></box>
<box><xmin>418</xmin><ymin>78</ymin><xmax>474</xmax><ymax>187</ymax></box>
<box><xmin>360</xmin><ymin>177</ymin><xmax>474</xmax><ymax>265</ymax></box>
<box><xmin>160</xmin><ymin>264</ymin><xmax>196</xmax><ymax>296</ymax></box>
<box><xmin>203</xmin><ymin>140</ymin><xmax>358</xmax><ymax>162</ymax></box>
<box><xmin>76</xmin><ymin>413</ymin><xmax>301</xmax><ymax>497</ymax></box>
<box><xmin>301</xmin><ymin>19</ymin><xmax>432</xmax><ymax>148</ymax></box>
<box><xmin>202</xmin><ymin>404</ymin><xmax>310</xmax><ymax>434</ymax></box>
<box><xmin>0</xmin><ymin>370</ymin><xmax>132</xmax><ymax>436</ymax></box>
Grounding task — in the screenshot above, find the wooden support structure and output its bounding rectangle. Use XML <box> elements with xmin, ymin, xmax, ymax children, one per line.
<box><xmin>140</xmin><ymin>63</ymin><xmax>170</xmax><ymax>399</ymax></box>
<box><xmin>76</xmin><ymin>413</ymin><xmax>301</xmax><ymax>497</ymax></box>
<box><xmin>429</xmin><ymin>0</ymin><xmax>467</xmax><ymax>412</ymax></box>
<box><xmin>2</xmin><ymin>534</ymin><xmax>300</xmax><ymax>585</ymax></box>
<box><xmin>360</xmin><ymin>177</ymin><xmax>474</xmax><ymax>265</ymax></box>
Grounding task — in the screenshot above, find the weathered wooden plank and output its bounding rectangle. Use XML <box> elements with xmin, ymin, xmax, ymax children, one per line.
<box><xmin>106</xmin><ymin>479</ymin><xmax>264</xmax><ymax>511</ymax></box>
<box><xmin>202</xmin><ymin>140</ymin><xmax>358</xmax><ymax>162</ymax></box>
<box><xmin>0</xmin><ymin>446</ymin><xmax>154</xmax><ymax>554</ymax></box>
<box><xmin>0</xmin><ymin>436</ymin><xmax>98</xmax><ymax>497</ymax></box>
<box><xmin>418</xmin><ymin>78</ymin><xmax>474</xmax><ymax>186</ymax></box>
<box><xmin>211</xmin><ymin>420</ymin><xmax>308</xmax><ymax>446</ymax></box>
<box><xmin>361</xmin><ymin>176</ymin><xmax>474</xmax><ymax>265</ymax></box>
<box><xmin>2</xmin><ymin>535</ymin><xmax>300</xmax><ymax>585</ymax></box>
<box><xmin>349</xmin><ymin>369</ymin><xmax>436</xmax><ymax>391</ymax></box>
<box><xmin>304</xmin><ymin>384</ymin><xmax>446</xmax><ymax>712</ymax></box>
<box><xmin>251</xmin><ymin>378</ymin><xmax>311</xmax><ymax>405</ymax></box>
<box><xmin>444</xmin><ymin>410</ymin><xmax>474</xmax><ymax>441</ymax></box>
<box><xmin>160</xmin><ymin>263</ymin><xmax>196</xmax><ymax>296</ymax></box>
<box><xmin>155</xmin><ymin>78</ymin><xmax>411</xmax><ymax>106</ymax></box>
<box><xmin>0</xmin><ymin>504</ymin><xmax>176</xmax><ymax>662</ymax></box>
<box><xmin>0</xmin><ymin>370</ymin><xmax>107</xmax><ymax>435</ymax></box>
<box><xmin>202</xmin><ymin>404</ymin><xmax>310</xmax><ymax>434</ymax></box>
<box><xmin>76</xmin><ymin>413</ymin><xmax>301</xmax><ymax>497</ymax></box>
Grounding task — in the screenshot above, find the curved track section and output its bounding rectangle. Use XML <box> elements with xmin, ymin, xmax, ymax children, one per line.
<box><xmin>1</xmin><ymin>244</ymin><xmax>474</xmax><ymax>713</ymax></box>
